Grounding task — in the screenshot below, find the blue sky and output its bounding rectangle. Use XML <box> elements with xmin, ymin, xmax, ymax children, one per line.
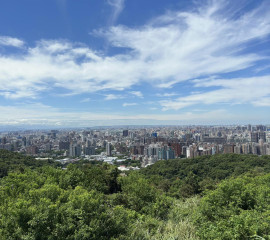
<box><xmin>0</xmin><ymin>0</ymin><xmax>270</xmax><ymax>128</ymax></box>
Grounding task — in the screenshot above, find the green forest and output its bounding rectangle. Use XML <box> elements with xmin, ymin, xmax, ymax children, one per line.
<box><xmin>0</xmin><ymin>149</ymin><xmax>270</xmax><ymax>239</ymax></box>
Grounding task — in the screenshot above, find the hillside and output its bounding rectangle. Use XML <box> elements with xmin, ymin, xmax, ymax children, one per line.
<box><xmin>0</xmin><ymin>149</ymin><xmax>60</xmax><ymax>178</ymax></box>
<box><xmin>0</xmin><ymin>152</ymin><xmax>270</xmax><ymax>239</ymax></box>
<box><xmin>139</xmin><ymin>154</ymin><xmax>270</xmax><ymax>198</ymax></box>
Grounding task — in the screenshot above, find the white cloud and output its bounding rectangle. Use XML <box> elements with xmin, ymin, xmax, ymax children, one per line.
<box><xmin>252</xmin><ymin>97</ymin><xmax>270</xmax><ymax>107</ymax></box>
<box><xmin>156</xmin><ymin>92</ymin><xmax>178</xmax><ymax>97</ymax></box>
<box><xmin>122</xmin><ymin>102</ymin><xmax>137</xmax><ymax>107</ymax></box>
<box><xmin>254</xmin><ymin>64</ymin><xmax>270</xmax><ymax>73</ymax></box>
<box><xmin>129</xmin><ymin>91</ymin><xmax>143</xmax><ymax>98</ymax></box>
<box><xmin>0</xmin><ymin>1</ymin><xmax>269</xmax><ymax>100</ymax></box>
<box><xmin>107</xmin><ymin>0</ymin><xmax>125</xmax><ymax>25</ymax></box>
<box><xmin>0</xmin><ymin>103</ymin><xmax>242</xmax><ymax>126</ymax></box>
<box><xmin>0</xmin><ymin>36</ymin><xmax>24</xmax><ymax>48</ymax></box>
<box><xmin>161</xmin><ymin>75</ymin><xmax>270</xmax><ymax>110</ymax></box>
<box><xmin>104</xmin><ymin>94</ymin><xmax>124</xmax><ymax>100</ymax></box>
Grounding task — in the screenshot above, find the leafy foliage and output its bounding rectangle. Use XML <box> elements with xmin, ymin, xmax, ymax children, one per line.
<box><xmin>0</xmin><ymin>163</ymin><xmax>172</xmax><ymax>239</ymax></box>
<box><xmin>140</xmin><ymin>154</ymin><xmax>270</xmax><ymax>198</ymax></box>
<box><xmin>115</xmin><ymin>172</ymin><xmax>172</xmax><ymax>219</ymax></box>
<box><xmin>196</xmin><ymin>173</ymin><xmax>270</xmax><ymax>240</ymax></box>
<box><xmin>1</xmin><ymin>151</ymin><xmax>270</xmax><ymax>239</ymax></box>
<box><xmin>0</xmin><ymin>149</ymin><xmax>59</xmax><ymax>178</ymax></box>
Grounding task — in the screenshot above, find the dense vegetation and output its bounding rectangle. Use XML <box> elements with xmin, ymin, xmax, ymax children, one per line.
<box><xmin>0</xmin><ymin>151</ymin><xmax>270</xmax><ymax>239</ymax></box>
<box><xmin>196</xmin><ymin>173</ymin><xmax>270</xmax><ymax>239</ymax></box>
<box><xmin>0</xmin><ymin>165</ymin><xmax>173</xmax><ymax>239</ymax></box>
<box><xmin>0</xmin><ymin>149</ymin><xmax>59</xmax><ymax>178</ymax></box>
<box><xmin>140</xmin><ymin>154</ymin><xmax>270</xmax><ymax>198</ymax></box>
<box><xmin>141</xmin><ymin>154</ymin><xmax>270</xmax><ymax>180</ymax></box>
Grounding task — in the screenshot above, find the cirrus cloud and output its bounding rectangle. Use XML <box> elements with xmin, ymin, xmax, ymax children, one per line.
<box><xmin>0</xmin><ymin>0</ymin><xmax>269</xmax><ymax>103</ymax></box>
<box><xmin>160</xmin><ymin>76</ymin><xmax>270</xmax><ymax>110</ymax></box>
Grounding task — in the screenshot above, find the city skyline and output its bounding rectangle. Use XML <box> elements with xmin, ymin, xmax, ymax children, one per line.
<box><xmin>0</xmin><ymin>0</ymin><xmax>270</xmax><ymax>128</ymax></box>
<box><xmin>1</xmin><ymin>124</ymin><xmax>270</xmax><ymax>160</ymax></box>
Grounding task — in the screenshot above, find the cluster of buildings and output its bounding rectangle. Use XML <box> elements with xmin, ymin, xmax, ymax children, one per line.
<box><xmin>0</xmin><ymin>124</ymin><xmax>269</xmax><ymax>168</ymax></box>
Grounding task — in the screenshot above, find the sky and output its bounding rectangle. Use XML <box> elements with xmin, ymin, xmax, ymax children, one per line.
<box><xmin>0</xmin><ymin>0</ymin><xmax>270</xmax><ymax>128</ymax></box>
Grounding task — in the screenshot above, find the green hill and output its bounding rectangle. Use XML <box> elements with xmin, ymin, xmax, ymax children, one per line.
<box><xmin>0</xmin><ymin>152</ymin><xmax>270</xmax><ymax>239</ymax></box>
<box><xmin>0</xmin><ymin>149</ymin><xmax>59</xmax><ymax>178</ymax></box>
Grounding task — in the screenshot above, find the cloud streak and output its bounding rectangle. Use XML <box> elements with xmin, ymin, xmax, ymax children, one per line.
<box><xmin>0</xmin><ymin>36</ymin><xmax>24</xmax><ymax>48</ymax></box>
<box><xmin>161</xmin><ymin>76</ymin><xmax>270</xmax><ymax>110</ymax></box>
<box><xmin>107</xmin><ymin>0</ymin><xmax>125</xmax><ymax>25</ymax></box>
<box><xmin>104</xmin><ymin>94</ymin><xmax>124</xmax><ymax>100</ymax></box>
<box><xmin>129</xmin><ymin>91</ymin><xmax>143</xmax><ymax>98</ymax></box>
<box><xmin>122</xmin><ymin>102</ymin><xmax>137</xmax><ymax>107</ymax></box>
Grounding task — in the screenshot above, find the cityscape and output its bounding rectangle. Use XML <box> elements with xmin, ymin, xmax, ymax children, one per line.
<box><xmin>1</xmin><ymin>124</ymin><xmax>269</xmax><ymax>170</ymax></box>
<box><xmin>1</xmin><ymin>0</ymin><xmax>270</xmax><ymax>238</ymax></box>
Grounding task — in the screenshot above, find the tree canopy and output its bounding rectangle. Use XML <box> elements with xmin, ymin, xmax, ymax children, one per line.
<box><xmin>1</xmin><ymin>151</ymin><xmax>270</xmax><ymax>239</ymax></box>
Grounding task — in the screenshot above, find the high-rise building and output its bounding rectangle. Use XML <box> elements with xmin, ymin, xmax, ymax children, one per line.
<box><xmin>83</xmin><ymin>146</ymin><xmax>95</xmax><ymax>155</ymax></box>
<box><xmin>130</xmin><ymin>132</ymin><xmax>135</xmax><ymax>139</ymax></box>
<box><xmin>251</xmin><ymin>132</ymin><xmax>259</xmax><ymax>143</ymax></box>
<box><xmin>26</xmin><ymin>146</ymin><xmax>39</xmax><ymax>155</ymax></box>
<box><xmin>259</xmin><ymin>131</ymin><xmax>266</xmax><ymax>143</ymax></box>
<box><xmin>123</xmin><ymin>130</ymin><xmax>129</xmax><ymax>137</ymax></box>
<box><xmin>1</xmin><ymin>137</ymin><xmax>7</xmax><ymax>144</ymax></box>
<box><xmin>234</xmin><ymin>144</ymin><xmax>242</xmax><ymax>154</ymax></box>
<box><xmin>45</xmin><ymin>143</ymin><xmax>52</xmax><ymax>152</ymax></box>
<box><xmin>138</xmin><ymin>145</ymin><xmax>145</xmax><ymax>155</ymax></box>
<box><xmin>146</xmin><ymin>144</ymin><xmax>161</xmax><ymax>157</ymax></box>
<box><xmin>59</xmin><ymin>141</ymin><xmax>70</xmax><ymax>150</ymax></box>
<box><xmin>51</xmin><ymin>130</ymin><xmax>57</xmax><ymax>139</ymax></box>
<box><xmin>166</xmin><ymin>148</ymin><xmax>175</xmax><ymax>160</ymax></box>
<box><xmin>106</xmin><ymin>142</ymin><xmax>112</xmax><ymax>156</ymax></box>
<box><xmin>130</xmin><ymin>145</ymin><xmax>138</xmax><ymax>155</ymax></box>
<box><xmin>157</xmin><ymin>146</ymin><xmax>175</xmax><ymax>160</ymax></box>
<box><xmin>151</xmin><ymin>132</ymin><xmax>158</xmax><ymax>138</ymax></box>
<box><xmin>211</xmin><ymin>146</ymin><xmax>217</xmax><ymax>155</ymax></box>
<box><xmin>223</xmin><ymin>144</ymin><xmax>235</xmax><ymax>154</ymax></box>
<box><xmin>256</xmin><ymin>125</ymin><xmax>266</xmax><ymax>131</ymax></box>
<box><xmin>259</xmin><ymin>142</ymin><xmax>267</xmax><ymax>155</ymax></box>
<box><xmin>22</xmin><ymin>137</ymin><xmax>27</xmax><ymax>147</ymax></box>
<box><xmin>242</xmin><ymin>143</ymin><xmax>251</xmax><ymax>154</ymax></box>
<box><xmin>182</xmin><ymin>146</ymin><xmax>188</xmax><ymax>157</ymax></box>
<box><xmin>251</xmin><ymin>144</ymin><xmax>258</xmax><ymax>155</ymax></box>
<box><xmin>195</xmin><ymin>134</ymin><xmax>201</xmax><ymax>142</ymax></box>
<box><xmin>158</xmin><ymin>148</ymin><xmax>166</xmax><ymax>160</ymax></box>
<box><xmin>169</xmin><ymin>143</ymin><xmax>181</xmax><ymax>157</ymax></box>
<box><xmin>202</xmin><ymin>137</ymin><xmax>226</xmax><ymax>144</ymax></box>
<box><xmin>186</xmin><ymin>147</ymin><xmax>191</xmax><ymax>158</ymax></box>
<box><xmin>69</xmin><ymin>144</ymin><xmax>81</xmax><ymax>157</ymax></box>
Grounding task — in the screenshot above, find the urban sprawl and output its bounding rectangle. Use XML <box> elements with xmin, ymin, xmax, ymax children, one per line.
<box><xmin>0</xmin><ymin>125</ymin><xmax>270</xmax><ymax>170</ymax></box>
